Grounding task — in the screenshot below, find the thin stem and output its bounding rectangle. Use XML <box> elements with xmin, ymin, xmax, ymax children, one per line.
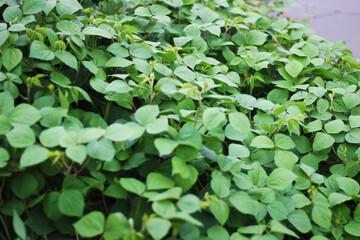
<box><xmin>104</xmin><ymin>101</ymin><xmax>111</xmax><ymax>122</ymax></box>
<box><xmin>74</xmin><ymin>157</ymin><xmax>91</xmax><ymax>177</ymax></box>
<box><xmin>0</xmin><ymin>215</ymin><xmax>10</xmax><ymax>240</ymax></box>
<box><xmin>194</xmin><ymin>107</ymin><xmax>201</xmax><ymax>127</ymax></box>
<box><xmin>102</xmin><ymin>193</ymin><xmax>109</xmax><ymax>215</ymax></box>
<box><xmin>134</xmin><ymin>197</ymin><xmax>142</xmax><ymax>222</ymax></box>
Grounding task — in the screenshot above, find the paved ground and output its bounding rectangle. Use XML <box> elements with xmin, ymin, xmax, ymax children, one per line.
<box><xmin>285</xmin><ymin>0</ymin><xmax>360</xmax><ymax>57</ymax></box>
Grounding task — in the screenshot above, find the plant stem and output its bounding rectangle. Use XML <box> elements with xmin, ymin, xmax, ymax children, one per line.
<box><xmin>0</xmin><ymin>215</ymin><xmax>10</xmax><ymax>240</ymax></box>
<box><xmin>104</xmin><ymin>101</ymin><xmax>111</xmax><ymax>122</ymax></box>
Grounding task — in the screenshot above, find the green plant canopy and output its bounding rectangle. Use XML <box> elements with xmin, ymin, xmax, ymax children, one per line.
<box><xmin>1</xmin><ymin>0</ymin><xmax>360</xmax><ymax>239</ymax></box>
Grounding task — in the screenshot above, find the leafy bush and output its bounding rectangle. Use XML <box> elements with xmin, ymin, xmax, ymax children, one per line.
<box><xmin>1</xmin><ymin>0</ymin><xmax>360</xmax><ymax>239</ymax></box>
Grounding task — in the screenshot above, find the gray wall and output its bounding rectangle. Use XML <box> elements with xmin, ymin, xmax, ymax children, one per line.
<box><xmin>285</xmin><ymin>0</ymin><xmax>360</xmax><ymax>57</ymax></box>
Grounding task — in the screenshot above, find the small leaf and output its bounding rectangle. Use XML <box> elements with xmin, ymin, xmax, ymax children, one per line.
<box><xmin>129</xmin><ymin>43</ymin><xmax>152</xmax><ymax>59</ymax></box>
<box><xmin>285</xmin><ymin>60</ymin><xmax>303</xmax><ymax>78</ymax></box>
<box><xmin>120</xmin><ymin>178</ymin><xmax>146</xmax><ymax>195</ymax></box>
<box><xmin>203</xmin><ymin>107</ymin><xmax>226</xmax><ymax>130</ymax></box>
<box><xmin>55</xmin><ymin>50</ymin><xmax>78</xmax><ymax>70</ymax></box>
<box><xmin>250</xmin><ymin>136</ymin><xmax>274</xmax><ymax>149</ymax></box>
<box><xmin>146</xmin><ymin>173</ymin><xmax>174</xmax><ymax>190</ymax></box>
<box><xmin>345</xmin><ymin>221</ymin><xmax>360</xmax><ymax>237</ymax></box>
<box><xmin>313</xmin><ymin>132</ymin><xmax>335</xmax><ymax>151</ymax></box>
<box><xmin>267</xmin><ymin>168</ymin><xmax>297</xmax><ymax>190</ymax></box>
<box><xmin>13</xmin><ymin>209</ymin><xmax>26</xmax><ymax>240</ymax></box>
<box><xmin>23</xmin><ymin>0</ymin><xmax>45</xmax><ymax>15</ymax></box>
<box><xmin>247</xmin><ymin>30</ymin><xmax>268</xmax><ymax>46</ymax></box>
<box><xmin>20</xmin><ymin>145</ymin><xmax>49</xmax><ymax>168</ymax></box>
<box><xmin>146</xmin><ymin>218</ymin><xmax>171</xmax><ymax>239</ymax></box>
<box><xmin>58</xmin><ymin>189</ymin><xmax>84</xmax><ymax>217</ymax></box>
<box><xmin>104</xmin><ymin>213</ymin><xmax>130</xmax><ymax>240</ymax></box>
<box><xmin>174</xmin><ymin>66</ymin><xmax>196</xmax><ymax>82</ymax></box>
<box><xmin>2</xmin><ymin>48</ymin><xmax>23</xmax><ymax>71</ymax></box>
<box><xmin>154</xmin><ymin>138</ymin><xmax>178</xmax><ymax>155</ymax></box>
<box><xmin>74</xmin><ymin>211</ymin><xmax>105</xmax><ymax>238</ymax></box>
<box><xmin>29</xmin><ymin>40</ymin><xmax>55</xmax><ymax>61</ymax></box>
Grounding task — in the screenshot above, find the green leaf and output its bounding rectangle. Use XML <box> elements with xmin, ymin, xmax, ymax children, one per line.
<box><xmin>146</xmin><ymin>218</ymin><xmax>171</xmax><ymax>239</ymax></box>
<box><xmin>313</xmin><ymin>132</ymin><xmax>335</xmax><ymax>151</ymax></box>
<box><xmin>150</xmin><ymin>4</ymin><xmax>171</xmax><ymax>16</ymax></box>
<box><xmin>312</xmin><ymin>204</ymin><xmax>332</xmax><ymax>229</ymax></box>
<box><xmin>103</xmin><ymin>183</ymin><xmax>127</xmax><ymax>198</ymax></box>
<box><xmin>250</xmin><ymin>135</ymin><xmax>274</xmax><ymax>149</ymax></box>
<box><xmin>274</xmin><ymin>150</ymin><xmax>298</xmax><ymax>170</ymax></box>
<box><xmin>3</xmin><ymin>6</ymin><xmax>22</xmax><ymax>23</ymax></box>
<box><xmin>302</xmin><ymin>43</ymin><xmax>319</xmax><ymax>58</ymax></box>
<box><xmin>105</xmin><ymin>57</ymin><xmax>132</xmax><ymax>68</ymax></box>
<box><xmin>267</xmin><ymin>168</ymin><xmax>297</xmax><ymax>190</ymax></box>
<box><xmin>6</xmin><ymin>126</ymin><xmax>35</xmax><ymax>148</ymax></box>
<box><xmin>20</xmin><ymin>145</ymin><xmax>49</xmax><ymax>168</ymax></box>
<box><xmin>135</xmin><ymin>105</ymin><xmax>159</xmax><ymax>126</ymax></box>
<box><xmin>104</xmin><ymin>123</ymin><xmax>142</xmax><ymax>142</ymax></box>
<box><xmin>82</xmin><ymin>27</ymin><xmax>112</xmax><ymax>39</ymax></box>
<box><xmin>207</xmin><ymin>225</ymin><xmax>230</xmax><ymax>240</ymax></box>
<box><xmin>129</xmin><ymin>43</ymin><xmax>152</xmax><ymax>59</ymax></box>
<box><xmin>228</xmin><ymin>112</ymin><xmax>251</xmax><ymax>135</ymax></box>
<box><xmin>55</xmin><ymin>50</ymin><xmax>78</xmax><ymax>70</ymax></box>
<box><xmin>43</xmin><ymin>192</ymin><xmax>62</xmax><ymax>221</ymax></box>
<box><xmin>229</xmin><ymin>192</ymin><xmax>259</xmax><ymax>215</ymax></box>
<box><xmin>209</xmin><ymin>199</ymin><xmax>229</xmax><ymax>225</ymax></box>
<box><xmin>345</xmin><ymin>221</ymin><xmax>360</xmax><ymax>237</ymax></box>
<box><xmin>324</xmin><ymin>119</ymin><xmax>344</xmax><ymax>134</ymax></box>
<box><xmin>11</xmin><ymin>173</ymin><xmax>38</xmax><ymax>199</ymax></box>
<box><xmin>39</xmin><ymin>126</ymin><xmax>66</xmax><ymax>147</ymax></box>
<box><xmin>288</xmin><ymin>209</ymin><xmax>312</xmax><ymax>233</ymax></box>
<box><xmin>345</xmin><ymin>128</ymin><xmax>360</xmax><ymax>144</ymax></box>
<box><xmin>134</xmin><ymin>6</ymin><xmax>151</xmax><ymax>17</ymax></box>
<box><xmin>154</xmin><ymin>138</ymin><xmax>178</xmax><ymax>155</ymax></box>
<box><xmin>120</xmin><ymin>178</ymin><xmax>146</xmax><ymax>195</ymax></box>
<box><xmin>267</xmin><ymin>201</ymin><xmax>288</xmax><ymax>221</ymax></box>
<box><xmin>29</xmin><ymin>40</ymin><xmax>55</xmax><ymax>61</ymax></box>
<box><xmin>56</xmin><ymin>20</ymin><xmax>81</xmax><ymax>33</ymax></box>
<box><xmin>146</xmin><ymin>118</ymin><xmax>168</xmax><ymax>134</ymax></box>
<box><xmin>285</xmin><ymin>60</ymin><xmax>303</xmax><ymax>78</ymax></box>
<box><xmin>247</xmin><ymin>30</ymin><xmax>268</xmax><ymax>46</ymax></box>
<box><xmin>87</xmin><ymin>138</ymin><xmax>115</xmax><ymax>161</ymax></box>
<box><xmin>177</xmin><ymin>126</ymin><xmax>202</xmax><ymax>150</ymax></box>
<box><xmin>13</xmin><ymin>209</ymin><xmax>26</xmax><ymax>240</ymax></box>
<box><xmin>275</xmin><ymin>134</ymin><xmax>295</xmax><ymax>150</ymax></box>
<box><xmin>9</xmin><ymin>103</ymin><xmax>41</xmax><ymax>126</ymax></box>
<box><xmin>349</xmin><ymin>115</ymin><xmax>360</xmax><ymax>128</ymax></box>
<box><xmin>228</xmin><ymin>144</ymin><xmax>250</xmax><ymax>158</ymax></box>
<box><xmin>23</xmin><ymin>0</ymin><xmax>45</xmax><ymax>15</ymax></box>
<box><xmin>2</xmin><ymin>48</ymin><xmax>22</xmax><ymax>71</ymax></box>
<box><xmin>329</xmin><ymin>192</ymin><xmax>351</xmax><ymax>207</ymax></box>
<box><xmin>343</xmin><ymin>93</ymin><xmax>360</xmax><ymax>109</ymax></box>
<box><xmin>0</xmin><ymin>147</ymin><xmax>10</xmax><ymax>167</ymax></box>
<box><xmin>66</xmin><ymin>145</ymin><xmax>87</xmax><ymax>164</ymax></box>
<box><xmin>203</xmin><ymin>107</ymin><xmax>226</xmax><ymax>130</ymax></box>
<box><xmin>211</xmin><ymin>170</ymin><xmax>230</xmax><ymax>198</ymax></box>
<box><xmin>177</xmin><ymin>194</ymin><xmax>201</xmax><ymax>214</ymax></box>
<box><xmin>56</xmin><ymin>0</ymin><xmax>83</xmax><ymax>16</ymax></box>
<box><xmin>146</xmin><ymin>173</ymin><xmax>174</xmax><ymax>190</ymax></box>
<box><xmin>270</xmin><ymin>220</ymin><xmax>298</xmax><ymax>238</ymax></box>
<box><xmin>74</xmin><ymin>211</ymin><xmax>105</xmax><ymax>238</ymax></box>
<box><xmin>58</xmin><ymin>189</ymin><xmax>84</xmax><ymax>217</ymax></box>
<box><xmin>104</xmin><ymin>213</ymin><xmax>130</xmax><ymax>240</ymax></box>
<box><xmin>174</xmin><ymin>66</ymin><xmax>196</xmax><ymax>82</ymax></box>
<box><xmin>336</xmin><ymin>177</ymin><xmax>360</xmax><ymax>196</ymax></box>
<box><xmin>0</xmin><ymin>30</ymin><xmax>9</xmax><ymax>48</ymax></box>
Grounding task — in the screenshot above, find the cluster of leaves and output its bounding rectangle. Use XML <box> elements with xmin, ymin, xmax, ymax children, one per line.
<box><xmin>1</xmin><ymin>0</ymin><xmax>360</xmax><ymax>239</ymax></box>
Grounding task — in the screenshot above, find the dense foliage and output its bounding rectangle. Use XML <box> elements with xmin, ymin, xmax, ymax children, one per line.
<box><xmin>1</xmin><ymin>0</ymin><xmax>360</xmax><ymax>239</ymax></box>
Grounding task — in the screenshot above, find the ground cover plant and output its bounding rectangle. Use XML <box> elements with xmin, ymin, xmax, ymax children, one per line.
<box><xmin>1</xmin><ymin>0</ymin><xmax>360</xmax><ymax>239</ymax></box>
